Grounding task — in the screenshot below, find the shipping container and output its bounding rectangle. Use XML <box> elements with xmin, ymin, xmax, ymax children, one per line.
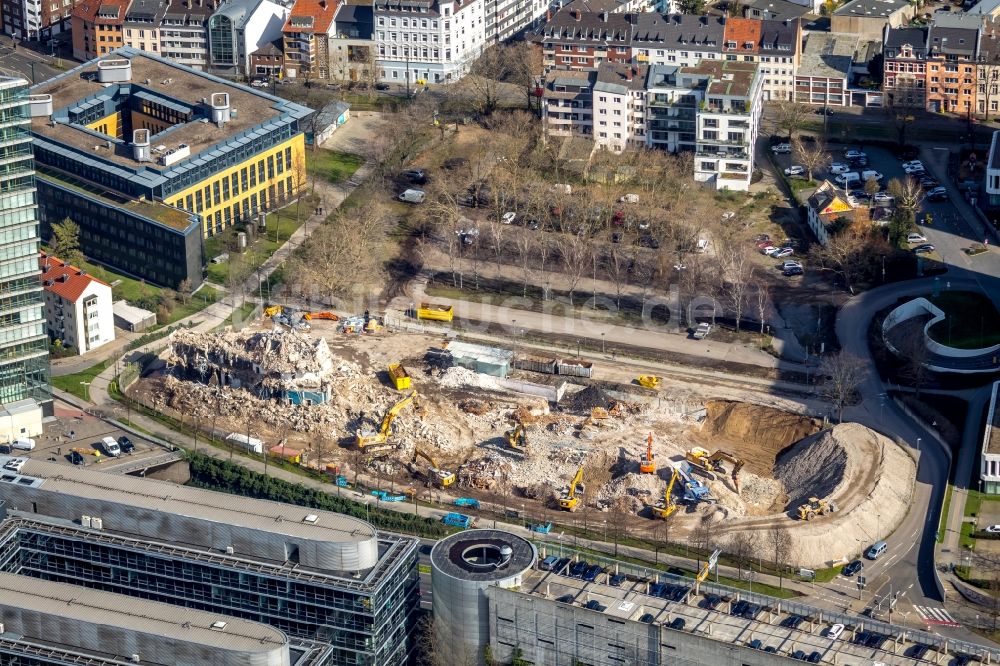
<box><xmin>557</xmin><ymin>359</ymin><xmax>594</xmax><ymax>378</ymax></box>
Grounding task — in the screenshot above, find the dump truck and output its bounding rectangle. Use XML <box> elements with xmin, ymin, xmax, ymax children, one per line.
<box><xmin>388</xmin><ymin>362</ymin><xmax>412</xmax><ymax>390</ymax></box>
<box><xmin>639</xmin><ymin>433</ymin><xmax>656</xmax><ymax>474</ymax></box>
<box><xmin>797</xmin><ymin>497</ymin><xmax>838</xmax><ymax>521</ymax></box>
<box><xmin>442</xmin><ymin>513</ymin><xmax>474</xmax><ymax>528</ymax></box>
<box><xmin>416</xmin><ymin>303</ymin><xmax>454</xmax><ymax>322</ymax></box>
<box><xmin>559</xmin><ymin>465</ymin><xmax>584</xmax><ymax>511</ymax></box>
<box><xmin>454</xmin><ymin>498</ymin><xmax>480</xmax><ymax>509</ymax></box>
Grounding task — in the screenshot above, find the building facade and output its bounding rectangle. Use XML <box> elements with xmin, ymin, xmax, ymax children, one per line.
<box><xmin>330</xmin><ymin>4</ymin><xmax>375</xmax><ymax>83</ymax></box>
<box><xmin>209</xmin><ymin>0</ymin><xmax>290</xmax><ymax>74</ymax></box>
<box><xmin>1</xmin><ymin>0</ymin><xmax>79</xmax><ymax>40</ymax></box>
<box><xmin>29</xmin><ymin>50</ymin><xmax>311</xmax><ymax>287</ymax></box>
<box><xmin>39</xmin><ymin>252</ymin><xmax>115</xmax><ymax>355</ymax></box>
<box><xmin>691</xmin><ymin>60</ymin><xmax>761</xmax><ymax>191</ymax></box>
<box><xmin>70</xmin><ymin>0</ymin><xmax>129</xmax><ymax>60</ymax></box>
<box><xmin>883</xmin><ymin>26</ymin><xmax>929</xmax><ymax>109</ymax></box>
<box><xmin>374</xmin><ymin>0</ymin><xmax>485</xmax><ymax>84</ymax></box>
<box><xmin>0</xmin><ymin>457</ymin><xmax>422</xmax><ymax>666</ymax></box>
<box><xmin>283</xmin><ymin>0</ymin><xmax>338</xmax><ymax>80</ymax></box>
<box><xmin>121</xmin><ymin>0</ymin><xmax>214</xmax><ymax>70</ymax></box>
<box><xmin>831</xmin><ymin>0</ymin><xmax>915</xmax><ymax>40</ymax></box>
<box><xmin>926</xmin><ymin>14</ymin><xmax>981</xmax><ymax>115</ymax></box>
<box><xmin>0</xmin><ymin>78</ymin><xmax>49</xmax><ymax>429</ymax></box>
<box><xmin>251</xmin><ymin>38</ymin><xmax>285</xmax><ymax>76</ymax></box>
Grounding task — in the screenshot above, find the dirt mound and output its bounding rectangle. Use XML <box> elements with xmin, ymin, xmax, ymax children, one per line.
<box><xmin>697</xmin><ymin>400</ymin><xmax>821</xmax><ymax>476</ymax></box>
<box><xmin>568</xmin><ymin>385</ymin><xmax>612</xmax><ymax>412</ymax></box>
<box><xmin>775</xmin><ymin>429</ymin><xmax>851</xmax><ymax>509</ymax></box>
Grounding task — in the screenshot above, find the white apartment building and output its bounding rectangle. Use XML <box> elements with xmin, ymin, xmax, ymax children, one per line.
<box><xmin>39</xmin><ymin>253</ymin><xmax>115</xmax><ymax>356</ymax></box>
<box><xmin>374</xmin><ymin>0</ymin><xmax>485</xmax><ymax>83</ymax></box>
<box><xmin>543</xmin><ymin>60</ymin><xmax>763</xmax><ymax>190</ymax></box>
<box><xmin>122</xmin><ymin>0</ymin><xmax>213</xmax><ymax>71</ymax></box>
<box><xmin>485</xmin><ymin>0</ymin><xmax>546</xmax><ymax>43</ymax></box>
<box><xmin>986</xmin><ymin>130</ymin><xmax>1000</xmax><ymax>210</ymax></box>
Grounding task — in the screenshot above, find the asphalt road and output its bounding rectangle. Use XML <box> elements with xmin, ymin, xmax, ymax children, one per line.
<box><xmin>0</xmin><ymin>39</ymin><xmax>62</xmax><ymax>84</ymax></box>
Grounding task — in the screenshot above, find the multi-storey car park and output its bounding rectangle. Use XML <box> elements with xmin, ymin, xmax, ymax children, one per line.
<box><xmin>0</xmin><ymin>571</ymin><xmax>319</xmax><ymax>665</ymax></box>
<box><xmin>0</xmin><ymin>457</ymin><xmax>421</xmax><ymax>666</ymax></box>
<box><xmin>431</xmin><ymin>529</ymin><xmax>1000</xmax><ymax>666</ymax></box>
<box><xmin>26</xmin><ymin>47</ymin><xmax>311</xmax><ymax>288</ymax></box>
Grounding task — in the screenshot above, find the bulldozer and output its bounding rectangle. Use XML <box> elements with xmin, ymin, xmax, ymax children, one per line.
<box><xmin>355</xmin><ymin>391</ymin><xmax>423</xmax><ymax>455</ymax></box>
<box><xmin>685</xmin><ymin>447</ymin><xmax>745</xmax><ymax>493</ymax></box>
<box><xmin>413</xmin><ymin>448</ymin><xmax>455</xmax><ymax>487</ymax></box>
<box><xmin>637</xmin><ymin>375</ymin><xmax>661</xmax><ymax>390</ymax></box>
<box><xmin>796</xmin><ymin>497</ymin><xmax>838</xmax><ymax>521</ymax></box>
<box><xmin>639</xmin><ymin>432</ymin><xmax>655</xmax><ymax>474</ymax></box>
<box><xmin>559</xmin><ymin>465</ymin><xmax>584</xmax><ymax>511</ymax></box>
<box><xmin>505</xmin><ymin>422</ymin><xmax>528</xmax><ymax>455</ymax></box>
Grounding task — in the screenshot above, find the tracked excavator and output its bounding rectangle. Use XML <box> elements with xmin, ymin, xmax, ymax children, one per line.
<box><xmin>639</xmin><ymin>433</ymin><xmax>656</xmax><ymax>474</ymax></box>
<box><xmin>413</xmin><ymin>448</ymin><xmax>455</xmax><ymax>487</ymax></box>
<box><xmin>685</xmin><ymin>447</ymin><xmax>745</xmax><ymax>493</ymax></box>
<box><xmin>649</xmin><ymin>464</ymin><xmax>680</xmax><ymax>519</ymax></box>
<box><xmin>505</xmin><ymin>422</ymin><xmax>528</xmax><ymax>455</ymax></box>
<box><xmin>559</xmin><ymin>465</ymin><xmax>584</xmax><ymax>511</ymax></box>
<box><xmin>355</xmin><ymin>391</ymin><xmax>422</xmax><ymax>455</ymax></box>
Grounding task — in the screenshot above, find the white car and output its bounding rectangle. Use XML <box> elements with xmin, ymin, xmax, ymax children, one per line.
<box><xmin>986</xmin><ymin>525</ymin><xmax>1000</xmax><ymax>533</ymax></box>
<box><xmin>501</xmin><ymin>211</ymin><xmax>517</xmax><ymax>225</ymax></box>
<box><xmin>830</xmin><ymin>162</ymin><xmax>850</xmax><ymax>174</ymax></box>
<box><xmin>784</xmin><ymin>165</ymin><xmax>806</xmax><ymax>177</ymax></box>
<box><xmin>619</xmin><ymin>193</ymin><xmax>639</xmax><ymax>203</ymax></box>
<box><xmin>902</xmin><ymin>160</ymin><xmax>924</xmax><ymax>170</ymax></box>
<box><xmin>903</xmin><ymin>163</ymin><xmax>925</xmax><ymax>174</ymax></box>
<box><xmin>907</xmin><ymin>233</ymin><xmax>928</xmax><ymax>244</ymax></box>
<box><xmin>873</xmin><ymin>192</ymin><xmax>895</xmax><ymax>205</ymax></box>
<box><xmin>771</xmin><ymin>143</ymin><xmax>792</xmax><ymax>154</ymax></box>
<box><xmin>782</xmin><ymin>260</ymin><xmax>803</xmax><ymax>271</ymax></box>
<box><xmin>845</xmin><ymin>150</ymin><xmax>867</xmax><ymax>159</ymax></box>
<box><xmin>101</xmin><ymin>436</ymin><xmax>121</xmax><ymax>457</ymax></box>
<box><xmin>827</xmin><ymin>624</ymin><xmax>845</xmax><ymax>641</ymax></box>
<box><xmin>764</xmin><ymin>246</ymin><xmax>784</xmax><ymax>256</ymax></box>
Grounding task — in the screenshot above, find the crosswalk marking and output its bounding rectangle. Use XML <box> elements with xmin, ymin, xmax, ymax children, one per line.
<box><xmin>914</xmin><ymin>605</ymin><xmax>960</xmax><ymax>626</ymax></box>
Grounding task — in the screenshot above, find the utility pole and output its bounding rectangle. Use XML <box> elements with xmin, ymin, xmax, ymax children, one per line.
<box><xmin>405</xmin><ymin>46</ymin><xmax>411</xmax><ymax>98</ymax></box>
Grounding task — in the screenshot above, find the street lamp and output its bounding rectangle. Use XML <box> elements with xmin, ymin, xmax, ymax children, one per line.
<box><xmin>80</xmin><ymin>381</ymin><xmax>90</xmax><ymax>402</ymax></box>
<box><xmin>601</xmin><ymin>332</ymin><xmax>605</xmax><ymax>354</ymax></box>
<box><xmin>916</xmin><ymin>437</ymin><xmax>922</xmax><ymax>453</ymax></box>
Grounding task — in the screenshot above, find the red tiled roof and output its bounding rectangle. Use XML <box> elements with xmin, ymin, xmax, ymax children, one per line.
<box><xmin>39</xmin><ymin>252</ymin><xmax>111</xmax><ymax>303</ymax></box>
<box><xmin>283</xmin><ymin>0</ymin><xmax>337</xmax><ymax>34</ymax></box>
<box><xmin>72</xmin><ymin>0</ymin><xmax>130</xmax><ymax>23</ymax></box>
<box><xmin>723</xmin><ymin>18</ymin><xmax>762</xmax><ymax>53</ymax></box>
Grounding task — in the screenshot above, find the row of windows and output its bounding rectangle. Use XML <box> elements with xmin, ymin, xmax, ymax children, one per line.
<box><xmin>176</xmin><ymin>147</ymin><xmax>292</xmax><ymax>216</ymax></box>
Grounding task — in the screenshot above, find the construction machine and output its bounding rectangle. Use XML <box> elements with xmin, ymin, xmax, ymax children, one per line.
<box><xmin>71</xmin><ymin>447</ymin><xmax>102</xmax><ymax>459</ymax></box>
<box><xmin>796</xmin><ymin>497</ymin><xmax>838</xmax><ymax>521</ymax></box>
<box><xmin>263</xmin><ymin>305</ymin><xmax>283</xmax><ymax>318</ymax></box>
<box><xmin>303</xmin><ymin>311</ymin><xmax>339</xmax><ymax>321</ymax></box>
<box><xmin>413</xmin><ymin>447</ymin><xmax>456</xmax><ymax>487</ymax></box>
<box><xmin>505</xmin><ymin>422</ymin><xmax>528</xmax><ymax>454</ymax></box>
<box><xmin>355</xmin><ymin>391</ymin><xmax>421</xmax><ymax>453</ymax></box>
<box><xmin>559</xmin><ymin>465</ymin><xmax>584</xmax><ymax>511</ymax></box>
<box><xmin>675</xmin><ymin>462</ymin><xmax>716</xmax><ymax>505</ymax></box>
<box><xmin>685</xmin><ymin>447</ymin><xmax>745</xmax><ymax>493</ymax></box>
<box><xmin>639</xmin><ymin>433</ymin><xmax>656</xmax><ymax>474</ymax></box>
<box><xmin>650</xmin><ymin>465</ymin><xmax>680</xmax><ymax>519</ymax></box>
<box><xmin>637</xmin><ymin>375</ymin><xmax>661</xmax><ymax>390</ymax></box>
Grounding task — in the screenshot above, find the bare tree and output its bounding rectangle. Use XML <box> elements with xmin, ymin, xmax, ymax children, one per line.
<box><xmin>487</xmin><ymin>220</ymin><xmax>506</xmax><ymax>278</ymax></box>
<box><xmin>728</xmin><ymin>531</ymin><xmax>758</xmax><ymax>579</ymax></box>
<box><xmin>605</xmin><ymin>246</ymin><xmax>630</xmax><ymax>311</ymax></box>
<box><xmin>819</xmin><ymin>351</ymin><xmax>868</xmax><ymax>422</ymax></box>
<box><xmin>718</xmin><ymin>242</ymin><xmax>755</xmax><ymax>332</ymax></box>
<box><xmin>513</xmin><ymin>230</ymin><xmax>535</xmax><ymax>298</ymax></box>
<box><xmin>556</xmin><ymin>233</ymin><xmax>590</xmax><ymax>306</ymax></box>
<box><xmin>767</xmin><ymin>528</ymin><xmax>792</xmax><ymax>588</ymax></box>
<box><xmin>793</xmin><ymin>138</ymin><xmax>827</xmax><ymax>181</ymax></box>
<box><xmin>461</xmin><ymin>44</ymin><xmax>509</xmax><ymax>116</ymax></box>
<box><xmin>754</xmin><ymin>280</ymin><xmax>770</xmax><ymax>336</ymax></box>
<box><xmin>771</xmin><ymin>100</ymin><xmax>811</xmax><ymax>141</ymax></box>
<box><xmin>807</xmin><ymin>225</ymin><xmax>885</xmax><ymax>295</ymax></box>
<box><xmin>537</xmin><ymin>236</ymin><xmax>554</xmax><ymax>301</ymax></box>
<box><xmin>898</xmin><ymin>326</ymin><xmax>930</xmax><ymax>398</ymax></box>
<box><xmin>886</xmin><ymin>176</ymin><xmax>925</xmax><ymax>219</ymax></box>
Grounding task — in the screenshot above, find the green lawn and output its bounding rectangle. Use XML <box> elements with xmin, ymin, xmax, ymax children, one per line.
<box><xmin>927</xmin><ymin>291</ymin><xmax>1000</xmax><ymax>349</ymax></box>
<box><xmin>51</xmin><ymin>359</ymin><xmax>111</xmax><ymax>401</ymax></box>
<box><xmin>204</xmin><ymin>209</ymin><xmax>306</xmax><ymax>285</ymax></box>
<box><xmin>939</xmin><ymin>483</ymin><xmax>954</xmax><ymax>542</ymax></box>
<box><xmin>306</xmin><ymin>149</ymin><xmax>364</xmax><ymax>184</ymax></box>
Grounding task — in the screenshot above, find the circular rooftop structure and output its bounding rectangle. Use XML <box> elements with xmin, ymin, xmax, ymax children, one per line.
<box><xmin>431</xmin><ymin>530</ymin><xmax>536</xmax><ymax>666</ymax></box>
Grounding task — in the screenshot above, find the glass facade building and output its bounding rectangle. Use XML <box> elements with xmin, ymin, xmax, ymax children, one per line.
<box><xmin>0</xmin><ymin>78</ymin><xmax>49</xmax><ymax>415</ymax></box>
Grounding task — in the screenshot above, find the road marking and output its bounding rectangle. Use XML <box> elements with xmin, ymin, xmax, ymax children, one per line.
<box><xmin>914</xmin><ymin>605</ymin><xmax>960</xmax><ymax>627</ymax></box>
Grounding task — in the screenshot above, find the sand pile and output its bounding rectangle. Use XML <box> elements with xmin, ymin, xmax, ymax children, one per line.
<box><xmin>775</xmin><ymin>429</ymin><xmax>852</xmax><ymax>509</ymax></box>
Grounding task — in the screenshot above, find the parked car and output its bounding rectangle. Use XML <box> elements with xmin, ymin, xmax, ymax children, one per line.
<box><xmin>527</xmin><ymin>219</ymin><xmax>541</xmax><ymax>231</ymax></box>
<box><xmin>101</xmin><ymin>436</ymin><xmax>121</xmax><ymax>457</ymax></box>
<box><xmin>902</xmin><ymin>160</ymin><xmax>924</xmax><ymax>170</ymax></box>
<box><xmin>783</xmin><ymin>266</ymin><xmax>804</xmax><ymax>277</ymax></box>
<box><xmin>69</xmin><ymin>450</ymin><xmax>85</xmax><ymax>465</ymax></box>
<box><xmin>986</xmin><ymin>524</ymin><xmax>1000</xmax><ymax>533</ymax></box>
<box><xmin>807</xmin><ymin>651</ymin><xmax>822</xmax><ymax>663</ymax></box>
<box><xmin>584</xmin><ymin>599</ymin><xmax>605</xmax><ymax>611</ymax></box>
<box><xmin>861</xmin><ymin>169</ymin><xmax>884</xmax><ymax>182</ymax></box>
<box><xmin>815</xmin><ymin>106</ymin><xmax>835</xmax><ymax>115</ymax></box>
<box><xmin>611</xmin><ymin>232</ymin><xmax>623</xmax><ymax>243</ymax></box>
<box><xmin>540</xmin><ymin>555</ymin><xmax>559</xmax><ymax>570</ymax></box>
<box><xmin>639</xmin><ymin>613</ymin><xmax>655</xmax><ymax>623</ymax></box>
<box><xmin>749</xmin><ymin>639</ymin><xmax>763</xmax><ymax>650</ymax></box>
<box><xmin>782</xmin><ymin>260</ymin><xmax>803</xmax><ymax>270</ymax></box>
<box><xmin>845</xmin><ymin>149</ymin><xmax>867</xmax><ymax>159</ymax></box>
<box><xmin>402</xmin><ymin>168</ymin><xmax>426</xmax><ymax>184</ymax></box>
<box><xmin>829</xmin><ymin>162</ymin><xmax>850</xmax><ymax>174</ymax></box>
<box><xmin>10</xmin><ymin>438</ymin><xmax>35</xmax><ymax>451</ymax></box>
<box><xmin>774</xmin><ymin>247</ymin><xmax>794</xmax><ymax>258</ymax></box>
<box><xmin>609</xmin><ymin>574</ymin><xmax>626</xmax><ymax>586</ymax></box>
<box><xmin>926</xmin><ymin>186</ymin><xmax>948</xmax><ymax>199</ymax></box>
<box><xmin>442</xmin><ymin>157</ymin><xmax>468</xmax><ymax>170</ymax></box>
<box><xmin>927</xmin><ymin>190</ymin><xmax>949</xmax><ymax>203</ymax></box>
<box><xmin>501</xmin><ymin>211</ymin><xmax>517</xmax><ymax>224</ymax></box>
<box><xmin>827</xmin><ymin>623</ymin><xmax>845</xmax><ymax>640</ymax></box>
<box><xmin>754</xmin><ymin>234</ymin><xmax>770</xmax><ymax>243</ymax></box>
<box><xmin>668</xmin><ymin>618</ymin><xmax>686</xmax><ymax>630</ymax></box>
<box><xmin>784</xmin><ymin>165</ymin><xmax>806</xmax><ymax>177</ymax></box>
<box><xmin>375</xmin><ymin>82</ymin><xmax>390</xmax><ymax>90</ymax></box>
<box><xmin>764</xmin><ymin>246</ymin><xmax>785</xmax><ymax>256</ymax></box>
<box><xmin>583</xmin><ymin>564</ymin><xmax>603</xmax><ymax>582</ymax></box>
<box><xmin>619</xmin><ymin>193</ymin><xmax>639</xmax><ymax>203</ymax></box>
<box><xmin>792</xmin><ymin>650</ymin><xmax>807</xmax><ymax>660</ymax></box>
<box><xmin>841</xmin><ymin>560</ymin><xmax>863</xmax><ymax>577</ymax></box>
<box><xmin>117</xmin><ymin>436</ymin><xmax>134</xmax><ymax>454</ymax></box>
<box><xmin>907</xmin><ymin>233</ymin><xmax>928</xmax><ymax>244</ymax></box>
<box><xmin>692</xmin><ymin>322</ymin><xmax>712</xmax><ymax>339</ymax></box>
<box><xmin>913</xmin><ymin>243</ymin><xmax>935</xmax><ymax>253</ymax></box>
<box><xmin>903</xmin><ymin>163</ymin><xmax>925</xmax><ymax>175</ymax></box>
<box><xmin>398</xmin><ymin>189</ymin><xmax>426</xmax><ymax>204</ymax></box>
<box><xmin>771</xmin><ymin>143</ymin><xmax>792</xmax><ymax>154</ymax></box>
<box><xmin>920</xmin><ymin>177</ymin><xmax>940</xmax><ymax>189</ymax></box>
<box><xmin>873</xmin><ymin>192</ymin><xmax>895</xmax><ymax>205</ymax></box>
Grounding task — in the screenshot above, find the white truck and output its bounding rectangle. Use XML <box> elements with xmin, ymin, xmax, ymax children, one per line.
<box><xmin>100</xmin><ymin>436</ymin><xmax>121</xmax><ymax>457</ymax></box>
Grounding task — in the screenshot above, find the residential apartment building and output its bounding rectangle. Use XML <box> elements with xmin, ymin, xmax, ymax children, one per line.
<box><xmin>540</xmin><ymin>8</ymin><xmax>633</xmax><ymax>71</ymax></box>
<box><xmin>122</xmin><ymin>0</ymin><xmax>167</xmax><ymax>55</ymax></box>
<box><xmin>208</xmin><ymin>0</ymin><xmax>290</xmax><ymax>73</ymax></box>
<box><xmin>330</xmin><ymin>3</ymin><xmax>375</xmax><ymax>83</ymax></box>
<box><xmin>0</xmin><ymin>77</ymin><xmax>49</xmax><ymax>435</ymax></box>
<box><xmin>157</xmin><ymin>0</ymin><xmax>214</xmax><ymax>69</ymax></box>
<box><xmin>374</xmin><ymin>0</ymin><xmax>485</xmax><ymax>84</ymax></box>
<box><xmin>979</xmin><ymin>20</ymin><xmax>1000</xmax><ymax>117</ymax></box>
<box><xmin>926</xmin><ymin>13</ymin><xmax>981</xmax><ymax>115</ymax></box>
<box><xmin>70</xmin><ymin>0</ymin><xmax>129</xmax><ymax>60</ymax></box>
<box><xmin>283</xmin><ymin>0</ymin><xmax>338</xmax><ymax>80</ymax></box>
<box><xmin>38</xmin><ymin>252</ymin><xmax>114</xmax><ymax>355</ymax></box>
<box><xmin>30</xmin><ymin>49</ymin><xmax>310</xmax><ymax>287</ymax></box>
<box><xmin>1</xmin><ymin>0</ymin><xmax>79</xmax><ymax>41</ymax></box>
<box><xmin>250</xmin><ymin>37</ymin><xmax>284</xmax><ymax>75</ymax></box>
<box><xmin>485</xmin><ymin>0</ymin><xmax>546</xmax><ymax>44</ymax></box>
<box><xmin>883</xmin><ymin>25</ymin><xmax>929</xmax><ymax>109</ymax></box>
<box><xmin>831</xmin><ymin>0</ymin><xmax>915</xmax><ymax>40</ymax></box>
<box><xmin>0</xmin><ymin>457</ymin><xmax>422</xmax><ymax>665</ymax></box>
<box><xmin>722</xmin><ymin>16</ymin><xmax>798</xmax><ymax>100</ymax></box>
<box><xmin>542</xmin><ymin>59</ymin><xmax>762</xmax><ymax>190</ymax></box>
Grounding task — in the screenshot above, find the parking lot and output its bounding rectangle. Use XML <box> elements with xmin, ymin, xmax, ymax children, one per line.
<box><xmin>3</xmin><ymin>399</ymin><xmax>169</xmax><ymax>470</ymax></box>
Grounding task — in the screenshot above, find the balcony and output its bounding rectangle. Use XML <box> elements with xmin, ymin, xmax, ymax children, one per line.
<box><xmin>704</xmin><ymin>104</ymin><xmax>751</xmax><ymax>116</ymax></box>
<box><xmin>696</xmin><ymin>149</ymin><xmax>749</xmax><ymax>160</ymax></box>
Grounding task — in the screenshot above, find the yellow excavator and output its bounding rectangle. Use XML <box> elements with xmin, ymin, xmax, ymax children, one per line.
<box><xmin>505</xmin><ymin>422</ymin><xmax>528</xmax><ymax>454</ymax></box>
<box><xmin>263</xmin><ymin>305</ymin><xmax>283</xmax><ymax>318</ymax></box>
<box><xmin>559</xmin><ymin>465</ymin><xmax>584</xmax><ymax>511</ymax></box>
<box><xmin>413</xmin><ymin>447</ymin><xmax>455</xmax><ymax>487</ymax></box>
<box><xmin>356</xmin><ymin>391</ymin><xmax>421</xmax><ymax>452</ymax></box>
<box><xmin>796</xmin><ymin>497</ymin><xmax>838</xmax><ymax>521</ymax></box>
<box><xmin>639</xmin><ymin>432</ymin><xmax>656</xmax><ymax>474</ymax></box>
<box><xmin>685</xmin><ymin>447</ymin><xmax>745</xmax><ymax>493</ymax></box>
<box><xmin>650</xmin><ymin>465</ymin><xmax>680</xmax><ymax>519</ymax></box>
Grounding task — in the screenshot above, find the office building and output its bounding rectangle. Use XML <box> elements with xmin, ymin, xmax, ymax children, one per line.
<box><xmin>39</xmin><ymin>251</ymin><xmax>115</xmax><ymax>355</ymax></box>
<box><xmin>542</xmin><ymin>59</ymin><xmax>762</xmax><ymax>190</ymax></box>
<box><xmin>209</xmin><ymin>0</ymin><xmax>291</xmax><ymax>74</ymax></box>
<box><xmin>374</xmin><ymin>0</ymin><xmax>486</xmax><ymax>84</ymax></box>
<box><xmin>0</xmin><ymin>78</ymin><xmax>49</xmax><ymax>434</ymax></box>
<box><xmin>0</xmin><ymin>571</ymin><xmax>303</xmax><ymax>666</ymax></box>
<box><xmin>431</xmin><ymin>529</ymin><xmax>1000</xmax><ymax>666</ymax></box>
<box><xmin>0</xmin><ymin>456</ymin><xmax>421</xmax><ymax>665</ymax></box>
<box><xmin>28</xmin><ymin>48</ymin><xmax>311</xmax><ymax>288</ymax></box>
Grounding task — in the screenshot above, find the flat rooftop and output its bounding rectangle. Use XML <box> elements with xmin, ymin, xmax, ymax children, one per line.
<box><xmin>834</xmin><ymin>0</ymin><xmax>909</xmax><ymax>17</ymax></box>
<box><xmin>986</xmin><ymin>380</ymin><xmax>1000</xmax><ymax>455</ymax></box>
<box><xmin>799</xmin><ymin>32</ymin><xmax>858</xmax><ymax>80</ymax></box>
<box><xmin>684</xmin><ymin>60</ymin><xmax>758</xmax><ymax>98</ymax></box>
<box><xmin>31</xmin><ymin>48</ymin><xmax>309</xmax><ymax>171</ymax></box>
<box><xmin>1</xmin><ymin>456</ymin><xmax>377</xmax><ymax>548</ymax></box>
<box><xmin>0</xmin><ymin>572</ymin><xmax>288</xmax><ymax>659</ymax></box>
<box><xmin>432</xmin><ymin>529</ymin><xmax>536</xmax><ymax>583</ymax></box>
<box><xmin>519</xmin><ymin>546</ymin><xmax>1000</xmax><ymax>664</ymax></box>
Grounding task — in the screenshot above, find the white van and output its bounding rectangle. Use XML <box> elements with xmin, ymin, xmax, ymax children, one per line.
<box><xmin>696</xmin><ymin>239</ymin><xmax>710</xmax><ymax>253</ymax></box>
<box><xmin>834</xmin><ymin>172</ymin><xmax>860</xmax><ymax>187</ymax></box>
<box><xmin>101</xmin><ymin>436</ymin><xmax>121</xmax><ymax>457</ymax></box>
<box><xmin>552</xmin><ymin>183</ymin><xmax>573</xmax><ymax>195</ymax></box>
<box><xmin>398</xmin><ymin>189</ymin><xmax>426</xmax><ymax>204</ymax></box>
<box><xmin>11</xmin><ymin>438</ymin><xmax>35</xmax><ymax>451</ymax></box>
<box><xmin>861</xmin><ymin>169</ymin><xmax>883</xmax><ymax>183</ymax></box>
<box><xmin>865</xmin><ymin>540</ymin><xmax>887</xmax><ymax>560</ymax></box>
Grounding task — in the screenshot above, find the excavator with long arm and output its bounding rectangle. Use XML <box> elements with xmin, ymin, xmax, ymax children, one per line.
<box><xmin>559</xmin><ymin>465</ymin><xmax>584</xmax><ymax>511</ymax></box>
<box><xmin>413</xmin><ymin>448</ymin><xmax>455</xmax><ymax>487</ymax></box>
<box><xmin>505</xmin><ymin>422</ymin><xmax>528</xmax><ymax>455</ymax></box>
<box><xmin>355</xmin><ymin>391</ymin><xmax>421</xmax><ymax>454</ymax></box>
<box><xmin>639</xmin><ymin>433</ymin><xmax>656</xmax><ymax>474</ymax></box>
<box><xmin>650</xmin><ymin>464</ymin><xmax>680</xmax><ymax>519</ymax></box>
<box><xmin>685</xmin><ymin>447</ymin><xmax>745</xmax><ymax>493</ymax></box>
